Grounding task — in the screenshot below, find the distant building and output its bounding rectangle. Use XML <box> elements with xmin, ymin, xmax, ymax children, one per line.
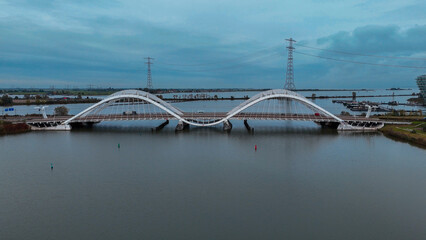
<box><xmin>416</xmin><ymin>75</ymin><xmax>426</xmax><ymax>102</ymax></box>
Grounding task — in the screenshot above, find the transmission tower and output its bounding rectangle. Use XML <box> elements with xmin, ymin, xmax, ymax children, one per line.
<box><xmin>284</xmin><ymin>38</ymin><xmax>296</xmax><ymax>90</ymax></box>
<box><xmin>145</xmin><ymin>57</ymin><xmax>154</xmax><ymax>89</ymax></box>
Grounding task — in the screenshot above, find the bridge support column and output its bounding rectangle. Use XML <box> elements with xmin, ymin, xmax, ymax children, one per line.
<box><xmin>175</xmin><ymin>120</ymin><xmax>189</xmax><ymax>131</ymax></box>
<box><xmin>153</xmin><ymin>120</ymin><xmax>169</xmax><ymax>131</ymax></box>
<box><xmin>244</xmin><ymin>120</ymin><xmax>253</xmax><ymax>133</ymax></box>
<box><xmin>315</xmin><ymin>121</ymin><xmax>340</xmax><ymax>129</ymax></box>
<box><xmin>223</xmin><ymin>120</ymin><xmax>232</xmax><ymax>132</ymax></box>
<box><xmin>69</xmin><ymin>122</ymin><xmax>99</xmax><ymax>129</ymax></box>
<box><xmin>85</xmin><ymin>122</ymin><xmax>97</xmax><ymax>128</ymax></box>
<box><xmin>30</xmin><ymin>123</ymin><xmax>71</xmax><ymax>131</ymax></box>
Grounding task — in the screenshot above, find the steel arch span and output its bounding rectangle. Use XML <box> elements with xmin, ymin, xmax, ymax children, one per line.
<box><xmin>62</xmin><ymin>89</ymin><xmax>184</xmax><ymax>125</ymax></box>
<box><xmin>63</xmin><ymin>89</ymin><xmax>353</xmax><ymax>129</ymax></box>
<box><xmin>225</xmin><ymin>89</ymin><xmax>343</xmax><ymax>122</ymax></box>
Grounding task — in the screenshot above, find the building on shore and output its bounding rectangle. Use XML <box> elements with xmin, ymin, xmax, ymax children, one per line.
<box><xmin>416</xmin><ymin>75</ymin><xmax>426</xmax><ymax>103</ymax></box>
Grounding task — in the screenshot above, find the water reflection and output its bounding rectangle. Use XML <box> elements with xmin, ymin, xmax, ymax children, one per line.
<box><xmin>0</xmin><ymin>118</ymin><xmax>425</xmax><ymax>240</ymax></box>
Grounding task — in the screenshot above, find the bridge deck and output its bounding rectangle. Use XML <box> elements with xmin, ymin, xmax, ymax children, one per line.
<box><xmin>6</xmin><ymin>112</ymin><xmax>401</xmax><ymax>125</ymax></box>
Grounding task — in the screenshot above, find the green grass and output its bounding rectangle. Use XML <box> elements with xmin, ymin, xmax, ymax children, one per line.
<box><xmin>392</xmin><ymin>122</ymin><xmax>426</xmax><ymax>136</ymax></box>
<box><xmin>377</xmin><ymin>115</ymin><xmax>425</xmax><ymax>121</ymax></box>
<box><xmin>380</xmin><ymin>123</ymin><xmax>426</xmax><ymax>148</ymax></box>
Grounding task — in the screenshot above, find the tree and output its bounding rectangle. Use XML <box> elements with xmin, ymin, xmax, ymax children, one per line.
<box><xmin>54</xmin><ymin>106</ymin><xmax>69</xmax><ymax>116</ymax></box>
<box><xmin>0</xmin><ymin>95</ymin><xmax>13</xmax><ymax>106</ymax></box>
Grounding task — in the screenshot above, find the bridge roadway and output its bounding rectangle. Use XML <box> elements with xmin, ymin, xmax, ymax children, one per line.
<box><xmin>13</xmin><ymin>112</ymin><xmax>390</xmax><ymax>125</ymax></box>
<box><xmin>4</xmin><ymin>89</ymin><xmax>412</xmax><ymax>131</ymax></box>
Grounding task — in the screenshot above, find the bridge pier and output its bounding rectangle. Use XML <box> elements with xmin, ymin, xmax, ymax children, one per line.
<box><xmin>175</xmin><ymin>120</ymin><xmax>189</xmax><ymax>131</ymax></box>
<box><xmin>152</xmin><ymin>120</ymin><xmax>169</xmax><ymax>131</ymax></box>
<box><xmin>339</xmin><ymin>121</ymin><xmax>384</xmax><ymax>131</ymax></box>
<box><xmin>315</xmin><ymin>121</ymin><xmax>340</xmax><ymax>129</ymax></box>
<box><xmin>223</xmin><ymin>120</ymin><xmax>232</xmax><ymax>132</ymax></box>
<box><xmin>29</xmin><ymin>122</ymin><xmax>71</xmax><ymax>131</ymax></box>
<box><xmin>244</xmin><ymin>120</ymin><xmax>254</xmax><ymax>133</ymax></box>
<box><xmin>69</xmin><ymin>122</ymin><xmax>99</xmax><ymax>129</ymax></box>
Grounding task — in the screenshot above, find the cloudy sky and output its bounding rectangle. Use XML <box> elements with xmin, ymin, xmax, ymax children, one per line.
<box><xmin>0</xmin><ymin>0</ymin><xmax>425</xmax><ymax>89</ymax></box>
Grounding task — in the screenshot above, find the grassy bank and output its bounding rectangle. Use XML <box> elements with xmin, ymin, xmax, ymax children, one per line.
<box><xmin>0</xmin><ymin>120</ymin><xmax>31</xmax><ymax>135</ymax></box>
<box><xmin>379</xmin><ymin>122</ymin><xmax>426</xmax><ymax>148</ymax></box>
<box><xmin>377</xmin><ymin>115</ymin><xmax>425</xmax><ymax>122</ymax></box>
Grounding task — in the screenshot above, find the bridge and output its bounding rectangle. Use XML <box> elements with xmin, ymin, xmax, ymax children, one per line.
<box><xmin>19</xmin><ymin>89</ymin><xmax>399</xmax><ymax>131</ymax></box>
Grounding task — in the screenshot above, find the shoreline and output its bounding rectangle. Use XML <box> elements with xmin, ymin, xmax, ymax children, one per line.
<box><xmin>379</xmin><ymin>123</ymin><xmax>426</xmax><ymax>149</ymax></box>
<box><xmin>1</xmin><ymin>88</ymin><xmax>412</xmax><ymax>97</ymax></box>
<box><xmin>0</xmin><ymin>120</ymin><xmax>31</xmax><ymax>135</ymax></box>
<box><xmin>2</xmin><ymin>93</ymin><xmax>419</xmax><ymax>107</ymax></box>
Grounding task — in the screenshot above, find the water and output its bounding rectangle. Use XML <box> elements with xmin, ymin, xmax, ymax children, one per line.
<box><xmin>0</xmin><ymin>122</ymin><xmax>425</xmax><ymax>239</ymax></box>
<box><xmin>1</xmin><ymin>90</ymin><xmax>425</xmax><ymax>239</ymax></box>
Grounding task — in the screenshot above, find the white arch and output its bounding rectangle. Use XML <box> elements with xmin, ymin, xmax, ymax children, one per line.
<box><xmin>226</xmin><ymin>89</ymin><xmax>343</xmax><ymax>123</ymax></box>
<box><xmin>63</xmin><ymin>90</ymin><xmax>184</xmax><ymax>125</ymax></box>
<box><xmin>110</xmin><ymin>90</ymin><xmax>183</xmax><ymax>116</ymax></box>
<box><xmin>63</xmin><ymin>89</ymin><xmax>344</xmax><ymax>127</ymax></box>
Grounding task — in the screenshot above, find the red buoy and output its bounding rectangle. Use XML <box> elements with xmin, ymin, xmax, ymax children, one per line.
<box><xmin>255</xmin><ymin>145</ymin><xmax>257</xmax><ymax>151</ymax></box>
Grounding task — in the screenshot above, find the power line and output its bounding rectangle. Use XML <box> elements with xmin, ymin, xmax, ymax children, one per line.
<box><xmin>294</xmin><ymin>51</ymin><xmax>426</xmax><ymax>69</ymax></box>
<box><xmin>156</xmin><ymin>45</ymin><xmax>282</xmax><ymax>67</ymax></box>
<box><xmin>294</xmin><ymin>43</ymin><xmax>426</xmax><ymax>61</ymax></box>
<box><xmin>155</xmin><ymin>52</ymin><xmax>282</xmax><ymax>73</ymax></box>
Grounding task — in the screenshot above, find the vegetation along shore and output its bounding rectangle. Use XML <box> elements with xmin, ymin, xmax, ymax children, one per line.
<box><xmin>379</xmin><ymin>121</ymin><xmax>426</xmax><ymax>149</ymax></box>
<box><xmin>0</xmin><ymin>120</ymin><xmax>31</xmax><ymax>135</ymax></box>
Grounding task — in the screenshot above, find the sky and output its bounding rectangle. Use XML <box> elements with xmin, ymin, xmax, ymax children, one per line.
<box><xmin>0</xmin><ymin>0</ymin><xmax>425</xmax><ymax>89</ymax></box>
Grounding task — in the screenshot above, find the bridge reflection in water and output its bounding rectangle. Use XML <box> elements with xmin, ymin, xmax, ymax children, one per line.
<box><xmin>26</xmin><ymin>89</ymin><xmax>387</xmax><ymax>131</ymax></box>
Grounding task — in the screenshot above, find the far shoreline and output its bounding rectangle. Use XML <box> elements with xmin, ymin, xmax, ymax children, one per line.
<box><xmin>1</xmin><ymin>87</ymin><xmax>411</xmax><ymax>97</ymax></box>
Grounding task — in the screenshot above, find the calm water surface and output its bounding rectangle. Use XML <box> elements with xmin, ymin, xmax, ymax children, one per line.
<box><xmin>0</xmin><ymin>121</ymin><xmax>425</xmax><ymax>239</ymax></box>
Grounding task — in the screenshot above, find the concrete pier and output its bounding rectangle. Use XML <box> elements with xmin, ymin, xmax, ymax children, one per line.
<box><xmin>316</xmin><ymin>121</ymin><xmax>340</xmax><ymax>129</ymax></box>
<box><xmin>152</xmin><ymin>120</ymin><xmax>169</xmax><ymax>131</ymax></box>
<box><xmin>244</xmin><ymin>120</ymin><xmax>253</xmax><ymax>133</ymax></box>
<box><xmin>175</xmin><ymin>120</ymin><xmax>189</xmax><ymax>131</ymax></box>
<box><xmin>223</xmin><ymin>120</ymin><xmax>232</xmax><ymax>132</ymax></box>
<box><xmin>30</xmin><ymin>123</ymin><xmax>71</xmax><ymax>131</ymax></box>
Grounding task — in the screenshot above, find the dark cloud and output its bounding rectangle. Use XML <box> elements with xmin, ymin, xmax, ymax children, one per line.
<box><xmin>317</xmin><ymin>25</ymin><xmax>426</xmax><ymax>56</ymax></box>
<box><xmin>0</xmin><ymin>13</ymin><xmax>276</xmax><ymax>88</ymax></box>
<box><xmin>0</xmin><ymin>1</ymin><xmax>425</xmax><ymax>88</ymax></box>
<box><xmin>290</xmin><ymin>25</ymin><xmax>426</xmax><ymax>88</ymax></box>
